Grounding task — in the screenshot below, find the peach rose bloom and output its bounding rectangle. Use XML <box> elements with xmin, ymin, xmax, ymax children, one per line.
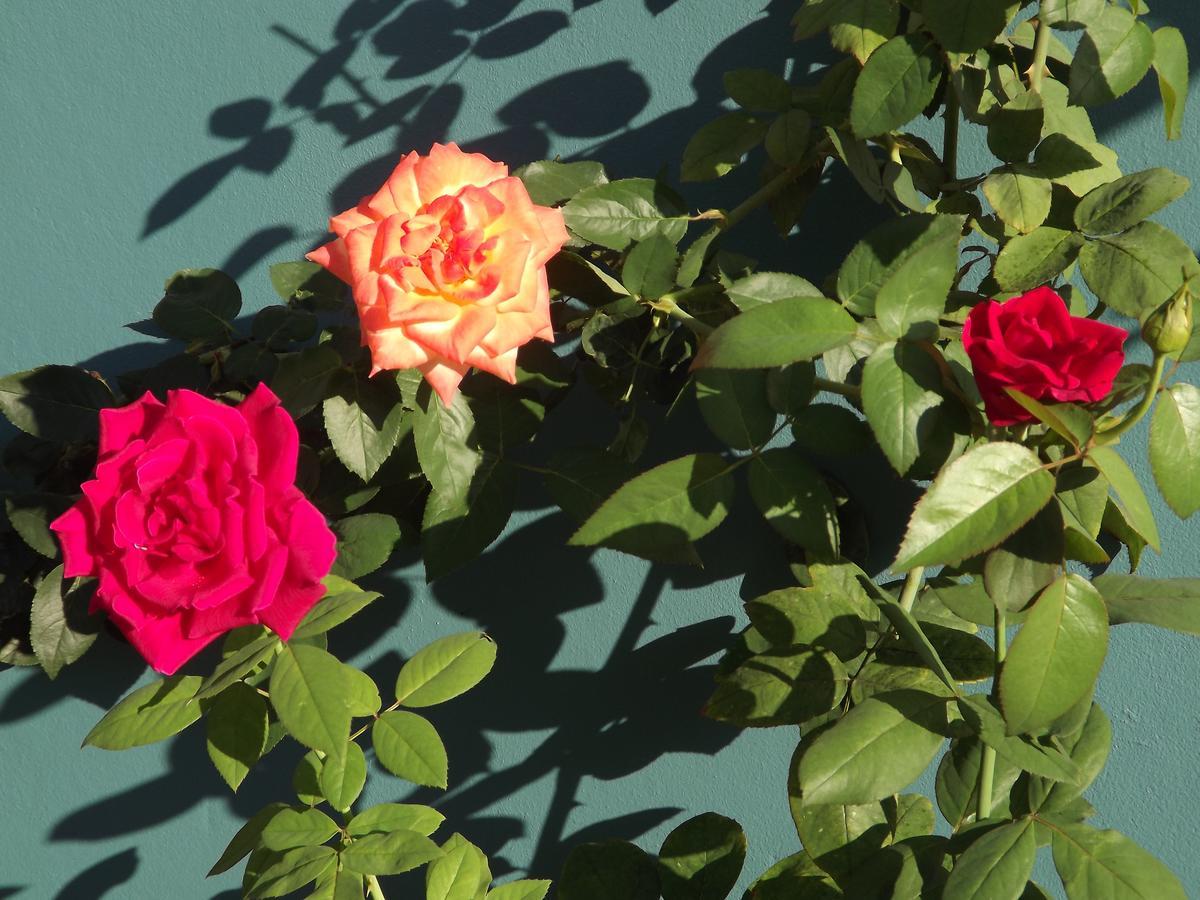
<box><xmin>307</xmin><ymin>143</ymin><xmax>569</xmax><ymax>404</ymax></box>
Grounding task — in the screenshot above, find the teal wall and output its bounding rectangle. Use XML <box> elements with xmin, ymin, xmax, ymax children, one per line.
<box><xmin>1</xmin><ymin>1</ymin><xmax>1199</xmax><ymax>897</ymax></box>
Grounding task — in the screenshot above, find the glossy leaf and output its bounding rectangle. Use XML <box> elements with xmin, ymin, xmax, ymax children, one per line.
<box><xmin>796</xmin><ymin>690</ymin><xmax>948</xmax><ymax>805</ymax></box>
<box><xmin>347</xmin><ymin>803</ymin><xmax>445</xmax><ymax>839</ymax></box>
<box><xmin>747</xmin><ymin>448</ymin><xmax>839</xmax><ymax>554</ymax></box>
<box><xmin>623</xmin><ymin>235</ymin><xmax>678</xmax><ymax>299</ymax></box>
<box><xmin>373</xmin><ymin>711</ymin><xmax>449</xmax><ymax>788</ymax></box>
<box><xmin>269</xmin><ymin>644</ymin><xmax>352</xmax><ymax>757</ymax></box>
<box><xmin>341</xmin><ymin>831</ymin><xmax>443</xmax><ymax>876</ymax></box>
<box><xmin>330</xmin><ymin>513</ymin><xmax>402</xmax><ymax>580</ymax></box>
<box><xmin>838</xmin><ymin>214</ymin><xmax>965</xmax><ymax>317</ymax></box>
<box><xmin>1069</xmin><ymin>6</ymin><xmax>1155</xmax><ymax>106</ymax></box>
<box><xmin>426</xmin><ymin>833</ymin><xmax>491</xmax><ymax>900</ymax></box>
<box><xmin>1092</xmin><ymin>575</ymin><xmax>1200</xmax><ymax>634</ymax></box>
<box><xmin>323</xmin><ymin>374</ymin><xmax>410</xmax><ymax>482</ymax></box>
<box><xmin>30</xmin><ymin>566</ymin><xmax>98</xmax><ymax>678</ymax></box>
<box><xmin>558</xmin><ymin>841</ymin><xmax>660</xmax><ymax>900</ymax></box>
<box><xmin>206</xmin><ymin>682</ymin><xmax>269</xmax><ymax>792</ymax></box>
<box><xmin>0</xmin><ymin>365</ymin><xmax>114</xmax><ymax>442</ymax></box>
<box><xmin>1149</xmin><ymin>383</ymin><xmax>1200</xmax><ymax>518</ymax></box>
<box><xmin>320</xmin><ymin>740</ymin><xmax>367</xmax><ymax>812</ymax></box>
<box><xmin>1152</xmin><ymin>27</ymin><xmax>1188</xmax><ymax>141</ymax></box>
<box><xmin>657</xmin><ymin>812</ymin><xmax>746</xmax><ymax>900</ymax></box>
<box><xmin>681</xmin><ymin>112</ymin><xmax>769</xmax><ymax>182</ymax></box>
<box><xmin>1078</xmin><ymin>221</ymin><xmax>1199</xmax><ymax>318</ymax></box>
<box><xmin>395</xmin><ymin>632</ymin><xmax>497</xmax><ymax>707</ymax></box>
<box><xmin>1075</xmin><ymin>168</ymin><xmax>1190</xmax><ymax>235</ymax></box>
<box><xmin>486</xmin><ymin>881</ymin><xmax>551</xmax><ymax>900</ymax></box>
<box><xmin>84</xmin><ymin>675</ymin><xmax>204</xmax><ymax>750</ymax></box>
<box><xmin>261</xmin><ymin>807</ymin><xmax>340</xmax><ymax>851</ymax></box>
<box><xmin>245</xmin><ymin>845</ymin><xmax>336</xmax><ymax>899</ymax></box>
<box><xmin>515</xmin><ymin>159</ymin><xmax>607</xmax><ymax>206</ymax></box>
<box><xmin>861</xmin><ymin>341</ymin><xmax>946</xmax><ymax>477</ymax></box>
<box><xmin>850</xmin><ymin>34</ymin><xmax>941</xmax><ymax>139</ymax></box>
<box><xmin>706</xmin><ymin>647</ymin><xmax>846</xmax><ymax>727</ymax></box>
<box><xmin>984</xmin><ymin>171</ymin><xmax>1052</xmax><ymax>234</ymax></box>
<box><xmin>1051</xmin><ymin>823</ymin><xmax>1186</xmax><ymax>899</ymax></box>
<box><xmin>694</xmin><ymin>369</ymin><xmax>775</xmax><ymax>450</ymax></box>
<box><xmin>692</xmin><ymin>298</ymin><xmax>857</xmax><ymax>370</ymax></box>
<box><xmin>894</xmin><ymin>442</ymin><xmax>1055</xmax><ymax>570</ymax></box>
<box><xmin>943</xmin><ymin>819</ymin><xmax>1036</xmax><ymax>900</ymax></box>
<box><xmin>562</xmin><ymin>179</ymin><xmax>688</xmax><ymax>250</ymax></box>
<box><xmin>1088</xmin><ymin>446</ymin><xmax>1161</xmax><ymax>551</ymax></box>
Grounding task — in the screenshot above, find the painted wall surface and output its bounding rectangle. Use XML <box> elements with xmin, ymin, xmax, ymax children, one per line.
<box><xmin>1</xmin><ymin>1</ymin><xmax>1199</xmax><ymax>897</ymax></box>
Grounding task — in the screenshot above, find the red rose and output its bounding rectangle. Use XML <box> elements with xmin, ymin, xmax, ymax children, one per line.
<box><xmin>50</xmin><ymin>385</ymin><xmax>337</xmax><ymax>674</ymax></box>
<box><xmin>962</xmin><ymin>287</ymin><xmax>1127</xmax><ymax>426</ymax></box>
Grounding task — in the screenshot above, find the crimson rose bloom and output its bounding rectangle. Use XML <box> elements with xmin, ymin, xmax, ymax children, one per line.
<box><xmin>50</xmin><ymin>385</ymin><xmax>336</xmax><ymax>674</ymax></box>
<box><xmin>962</xmin><ymin>287</ymin><xmax>1127</xmax><ymax>426</ymax></box>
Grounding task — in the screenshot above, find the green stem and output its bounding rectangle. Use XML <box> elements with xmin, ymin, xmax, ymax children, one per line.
<box><xmin>652</xmin><ymin>292</ymin><xmax>717</xmax><ymax>337</ymax></box>
<box><xmin>367</xmin><ymin>875</ymin><xmax>386</xmax><ymax>900</ymax></box>
<box><xmin>1097</xmin><ymin>352</ymin><xmax>1166</xmax><ymax>440</ymax></box>
<box><xmin>898</xmin><ymin>567</ymin><xmax>924</xmax><ymax>613</ymax></box>
<box><xmin>977</xmin><ymin>606</ymin><xmax>1008</xmax><ymax>821</ymax></box>
<box><xmin>1028</xmin><ymin>14</ymin><xmax>1052</xmax><ymax>94</ymax></box>
<box><xmin>943</xmin><ymin>88</ymin><xmax>960</xmax><ymax>184</ymax></box>
<box><xmin>813</xmin><ymin>377</ymin><xmax>862</xmax><ymax>400</ymax></box>
<box><xmin>721</xmin><ymin>161</ymin><xmax>810</xmax><ymax>231</ymax></box>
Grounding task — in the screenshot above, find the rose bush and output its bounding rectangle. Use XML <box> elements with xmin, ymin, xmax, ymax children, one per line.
<box><xmin>307</xmin><ymin>142</ymin><xmax>569</xmax><ymax>404</ymax></box>
<box><xmin>50</xmin><ymin>384</ymin><xmax>336</xmax><ymax>674</ymax></box>
<box><xmin>963</xmin><ymin>287</ymin><xmax>1127</xmax><ymax>426</ymax></box>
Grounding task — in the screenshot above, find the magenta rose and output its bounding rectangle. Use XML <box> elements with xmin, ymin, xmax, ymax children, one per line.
<box><xmin>962</xmin><ymin>287</ymin><xmax>1127</xmax><ymax>426</ymax></box>
<box><xmin>50</xmin><ymin>384</ymin><xmax>336</xmax><ymax>674</ymax></box>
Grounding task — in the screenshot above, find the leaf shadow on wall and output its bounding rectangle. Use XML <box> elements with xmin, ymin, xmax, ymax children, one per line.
<box><xmin>21</xmin><ymin>0</ymin><xmax>1200</xmax><ymax>894</ymax></box>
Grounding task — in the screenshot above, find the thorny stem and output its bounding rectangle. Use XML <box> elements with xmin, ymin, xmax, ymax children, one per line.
<box><xmin>1028</xmin><ymin>14</ymin><xmax>1053</xmax><ymax>94</ymax></box>
<box><xmin>1097</xmin><ymin>353</ymin><xmax>1167</xmax><ymax>440</ymax></box>
<box><xmin>814</xmin><ymin>377</ymin><xmax>862</xmax><ymax>401</ymax></box>
<box><xmin>367</xmin><ymin>875</ymin><xmax>387</xmax><ymax>900</ymax></box>
<box><xmin>943</xmin><ymin>88</ymin><xmax>960</xmax><ymax>184</ymax></box>
<box><xmin>721</xmin><ymin>161</ymin><xmax>811</xmax><ymax>231</ymax></box>
<box><xmin>977</xmin><ymin>606</ymin><xmax>1008</xmax><ymax>821</ymax></box>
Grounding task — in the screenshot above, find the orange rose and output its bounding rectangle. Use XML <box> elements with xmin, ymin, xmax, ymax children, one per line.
<box><xmin>307</xmin><ymin>143</ymin><xmax>569</xmax><ymax>404</ymax></box>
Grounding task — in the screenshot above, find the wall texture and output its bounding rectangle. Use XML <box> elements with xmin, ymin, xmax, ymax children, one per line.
<box><xmin>1</xmin><ymin>1</ymin><xmax>1198</xmax><ymax>897</ymax></box>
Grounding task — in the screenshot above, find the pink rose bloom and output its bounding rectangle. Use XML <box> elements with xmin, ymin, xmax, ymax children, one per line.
<box><xmin>307</xmin><ymin>142</ymin><xmax>569</xmax><ymax>405</ymax></box>
<box><xmin>50</xmin><ymin>385</ymin><xmax>336</xmax><ymax>674</ymax></box>
<box><xmin>963</xmin><ymin>287</ymin><xmax>1127</xmax><ymax>426</ymax></box>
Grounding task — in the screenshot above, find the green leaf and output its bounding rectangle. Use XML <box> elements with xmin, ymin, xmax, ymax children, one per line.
<box><xmin>828</xmin><ymin>0</ymin><xmax>898</xmax><ymax>62</ymax></box>
<box><xmin>293</xmin><ymin>750</ymin><xmax>324</xmax><ymax>806</ymax></box>
<box><xmin>0</xmin><ymin>365</ymin><xmax>114</xmax><ymax>442</ymax></box>
<box><xmin>873</xmin><ymin>223</ymin><xmax>959</xmax><ymax>338</ymax></box>
<box><xmin>747</xmin><ymin>447</ymin><xmax>840</xmax><ymax>554</ymax></box>
<box><xmin>1092</xmin><ymin>575</ymin><xmax>1200</xmax><ymax>634</ymax></box>
<box><xmin>936</xmin><ymin>738</ymin><xmax>1021</xmax><ymax>830</ymax></box>
<box><xmin>796</xmin><ymin>690</ymin><xmax>948</xmax><ymax>805</ymax></box>
<box><xmin>544</xmin><ymin>449</ymin><xmax>638</xmax><ymax>524</ymax></box>
<box><xmin>838</xmin><ymin>214</ymin><xmax>965</xmax><ymax>317</ymax></box>
<box><xmin>1149</xmin><ymin>383</ymin><xmax>1200</xmax><ymax>518</ymax></box>
<box><xmin>692</xmin><ymin>298</ymin><xmax>857</xmax><ymax>369</ymax></box>
<box><xmin>84</xmin><ymin>675</ymin><xmax>204</xmax><ymax>750</ymax></box>
<box><xmin>957</xmin><ymin>694</ymin><xmax>1080</xmax><ymax>782</ymax></box>
<box><xmin>1004</xmin><ymin>391</ymin><xmax>1093</xmax><ymax>451</ymax></box>
<box><xmin>347</xmin><ymin>803</ymin><xmax>445</xmax><ymax>838</ymax></box>
<box><xmin>569</xmin><ymin>454</ymin><xmax>735</xmax><ymax>563</ymax></box>
<box><xmin>269</xmin><ymin>260</ymin><xmax>344</xmax><ymax>301</ymax></box>
<box><xmin>788</xmin><ymin>787</ymin><xmax>889</xmax><ymax>884</ymax></box>
<box><xmin>622</xmin><ymin>235</ymin><xmax>678</xmax><ymax>299</ymax></box>
<box><xmin>486</xmin><ymin>881</ymin><xmax>551</xmax><ymax>900</ymax></box>
<box><xmin>246</xmin><ymin>845</ymin><xmax>336</xmax><ymax>899</ymax></box>
<box><xmin>206</xmin><ymin>682</ymin><xmax>269</xmax><ymax>792</ymax></box>
<box><xmin>395</xmin><ymin>631</ymin><xmax>497</xmax><ymax>707</ymax></box>
<box><xmin>209</xmin><ymin>803</ymin><xmax>289</xmax><ymax>876</ymax></box>
<box><xmin>271</xmin><ymin>345</ymin><xmax>344</xmax><ymax>418</ymax></box>
<box><xmin>341</xmin><ymin>831</ymin><xmax>443</xmax><ymax>876</ymax></box>
<box><xmin>725</xmin><ymin>68</ymin><xmax>792</xmax><ymax>110</ymax></box>
<box><xmin>850</xmin><ymin>33</ymin><xmax>941</xmax><ymax>139</ymax></box>
<box><xmin>310</xmin><ymin>866</ymin><xmax>366</xmax><ymax>900</ymax></box>
<box><xmin>1152</xmin><ymin>27</ymin><xmax>1188</xmax><ymax>141</ymax></box>
<box><xmin>984</xmin><ymin>171</ymin><xmax>1052</xmax><ymax>234</ymax></box>
<box><xmin>681</xmin><ymin>112</ymin><xmax>769</xmax><ymax>182</ymax></box>
<box><xmin>426</xmin><ymin>833</ymin><xmax>491</xmax><ymax>900</ymax></box>
<box><xmin>373</xmin><ymin>710</ymin><xmax>449</xmax><ymax>788</ymax></box>
<box><xmin>1087</xmin><ymin>446</ymin><xmax>1161</xmax><ymax>551</ymax></box>
<box><xmin>30</xmin><ymin>566</ymin><xmax>98</xmax><ymax>679</ymax></box>
<box><xmin>741</xmin><ymin>850</ymin><xmax>840</xmax><ymax>899</ymax></box>
<box><xmin>320</xmin><ymin>740</ymin><xmax>367</xmax><ymax>812</ymax></box>
<box><xmin>999</xmin><ymin>575</ymin><xmax>1108</xmax><ymax>735</ymax></box>
<box><xmin>514</xmin><ymin>160</ymin><xmax>608</xmax><ymax>206</ymax></box>
<box><xmin>6</xmin><ymin>493</ymin><xmax>71</xmax><ymax>558</ymax></box>
<box><xmin>657</xmin><ymin>812</ymin><xmax>746</xmax><ymax>900</ymax></box>
<box><xmin>562</xmin><ymin>179</ymin><xmax>688</xmax><ymax>251</ymax></box>
<box><xmin>983</xmin><ymin>501</ymin><xmax>1064</xmax><ymax>613</ymax></box>
<box><xmin>291</xmin><ymin>580</ymin><xmax>382</xmax><ymax>641</ymax></box>
<box><xmin>727</xmin><ymin>272</ymin><xmax>824</xmax><ymax>311</ymax></box>
<box><xmin>1069</xmin><ymin>6</ymin><xmax>1155</xmax><ymax>107</ymax></box>
<box><xmin>412</xmin><ymin>385</ymin><xmax>482</xmax><ymax>498</ymax></box>
<box><xmin>1074</xmin><ymin>168</ymin><xmax>1190</xmax><ymax>236</ymax></box>
<box><xmin>860</xmin><ymin>341</ymin><xmax>947</xmax><ymax>477</ymax></box>
<box><xmin>675</xmin><ymin>227</ymin><xmax>721</xmax><ymax>288</ymax></box>
<box><xmin>988</xmin><ymin>92</ymin><xmax>1046</xmax><ymax>163</ymax></box>
<box><xmin>942</xmin><ymin>819</ymin><xmax>1037</xmax><ymax>900</ymax></box>
<box><xmin>330</xmin><ymin>513</ymin><xmax>402</xmax><ymax>580</ymax></box>
<box><xmin>1051</xmin><ymin>823</ymin><xmax>1186</xmax><ymax>900</ymax></box>
<box><xmin>324</xmin><ymin>374</ymin><xmax>410</xmax><ymax>482</ymax></box>
<box><xmin>766</xmin><ymin>362</ymin><xmax>817</xmax><ymax>416</ymax></box>
<box><xmin>922</xmin><ymin>0</ymin><xmax>1018</xmax><ymax>53</ymax></box>
<box><xmin>745</xmin><ymin>586</ymin><xmax>869</xmax><ymax>660</ymax></box>
<box><xmin>893</xmin><ymin>442</ymin><xmax>1056</xmax><ymax>570</ymax></box>
<box><xmin>765</xmin><ymin>110</ymin><xmax>813</xmax><ymax>166</ymax></box>
<box><xmin>1042</xmin><ymin>0</ymin><xmax>1107</xmax><ymax>28</ymax></box>
<box><xmin>261</xmin><ymin>807</ymin><xmax>340</xmax><ymax>851</ymax></box>
<box><xmin>422</xmin><ymin>455</ymin><xmax>518</xmax><ymax>581</ymax></box>
<box><xmin>195</xmin><ymin>632</ymin><xmax>281</xmax><ymax>700</ymax></box>
<box><xmin>153</xmin><ymin>268</ymin><xmax>241</xmax><ymax>343</ymax></box>
<box><xmin>706</xmin><ymin>647</ymin><xmax>846</xmax><ymax>727</ymax></box>
<box><xmin>558</xmin><ymin>841</ymin><xmax>661</xmax><ymax>900</ymax></box>
<box><xmin>251</xmin><ymin>305</ymin><xmax>319</xmax><ymax>348</ymax></box>
<box><xmin>695</xmin><ymin>370</ymin><xmax>776</xmax><ymax>450</ymax></box>
<box><xmin>269</xmin><ymin>644</ymin><xmax>351</xmax><ymax>756</ymax></box>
